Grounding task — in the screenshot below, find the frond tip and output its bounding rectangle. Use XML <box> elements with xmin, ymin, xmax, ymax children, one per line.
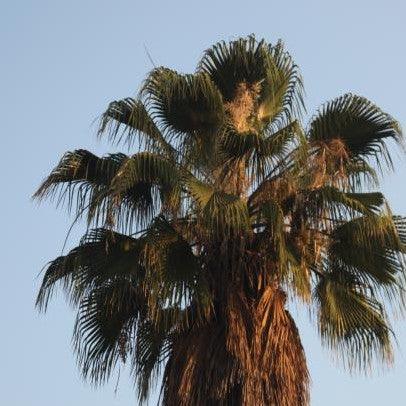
<box><xmin>98</xmin><ymin>98</ymin><xmax>174</xmax><ymax>156</ymax></box>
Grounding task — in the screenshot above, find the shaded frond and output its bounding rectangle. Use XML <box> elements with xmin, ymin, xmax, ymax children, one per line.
<box><xmin>142</xmin><ymin>68</ymin><xmax>224</xmax><ymax>137</ymax></box>
<box><xmin>33</xmin><ymin>150</ymin><xmax>170</xmax><ymax>229</ymax></box>
<box><xmin>306</xmin><ymin>186</ymin><xmax>385</xmax><ymax>222</ymax></box>
<box><xmin>141</xmin><ymin>216</ymin><xmax>208</xmax><ymax>319</ymax></box>
<box><xmin>134</xmin><ymin>318</ymin><xmax>171</xmax><ymax>403</ymax></box>
<box><xmin>186</xmin><ymin>177</ymin><xmax>250</xmax><ymax>236</ymax></box>
<box><xmin>34</xmin><ymin>149</ymin><xmax>126</xmax><ymax>216</ymax></box>
<box><xmin>36</xmin><ymin>228</ymin><xmax>144</xmax><ymax>311</ymax></box>
<box><xmin>98</xmin><ymin>98</ymin><xmax>175</xmax><ymax>156</ymax></box>
<box><xmin>73</xmin><ymin>279</ymin><xmax>142</xmax><ymax>385</ymax></box>
<box><xmin>315</xmin><ymin>269</ymin><xmax>393</xmax><ymax>371</ymax></box>
<box><xmin>329</xmin><ymin>215</ymin><xmax>405</xmax><ymax>285</ymax></box>
<box><xmin>220</xmin><ymin>120</ymin><xmax>299</xmax><ymax>184</ymax></box>
<box><xmin>108</xmin><ymin>152</ymin><xmax>182</xmax><ymax>228</ymax></box>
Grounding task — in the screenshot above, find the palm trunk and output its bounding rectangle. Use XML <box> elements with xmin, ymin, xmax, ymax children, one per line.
<box><xmin>163</xmin><ymin>279</ymin><xmax>309</xmax><ymax>405</ymax></box>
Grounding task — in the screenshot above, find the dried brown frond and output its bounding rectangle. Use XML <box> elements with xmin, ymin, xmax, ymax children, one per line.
<box><xmin>214</xmin><ymin>159</ymin><xmax>250</xmax><ymax>197</ymax></box>
<box><xmin>162</xmin><ymin>321</ymin><xmax>241</xmax><ymax>406</ymax></box>
<box><xmin>226</xmin><ymin>284</ymin><xmax>310</xmax><ymax>406</ymax></box>
<box><xmin>162</xmin><ymin>270</ymin><xmax>309</xmax><ymax>406</ymax></box>
<box><xmin>225</xmin><ymin>82</ymin><xmax>262</xmax><ymax>133</ymax></box>
<box><xmin>311</xmin><ymin>138</ymin><xmax>350</xmax><ymax>189</ymax></box>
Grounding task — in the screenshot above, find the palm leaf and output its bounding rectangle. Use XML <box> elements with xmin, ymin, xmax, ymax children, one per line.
<box><xmin>305</xmin><ymin>186</ymin><xmax>385</xmax><ymax>222</ymax></box>
<box><xmin>142</xmin><ymin>68</ymin><xmax>224</xmax><ymax>138</ymax></box>
<box><xmin>133</xmin><ymin>318</ymin><xmax>173</xmax><ymax>403</ymax></box>
<box><xmin>107</xmin><ymin>152</ymin><xmax>182</xmax><ymax>228</ymax></box>
<box><xmin>186</xmin><ymin>177</ymin><xmax>250</xmax><ymax>236</ymax></box>
<box><xmin>198</xmin><ymin>35</ymin><xmax>304</xmax><ymax>128</ymax></box>
<box><xmin>308</xmin><ymin>93</ymin><xmax>402</xmax><ymax>169</ymax></box>
<box><xmin>73</xmin><ymin>279</ymin><xmax>142</xmax><ymax>385</ymax></box>
<box><xmin>36</xmin><ymin>228</ymin><xmax>144</xmax><ymax>311</ymax></box>
<box><xmin>328</xmin><ymin>215</ymin><xmax>406</xmax><ymax>290</ymax></box>
<box><xmin>98</xmin><ymin>98</ymin><xmax>175</xmax><ymax>157</ymax></box>
<box><xmin>315</xmin><ymin>269</ymin><xmax>393</xmax><ymax>371</ymax></box>
<box><xmin>33</xmin><ymin>150</ymin><xmax>164</xmax><ymax>229</ymax></box>
<box><xmin>34</xmin><ymin>149</ymin><xmax>125</xmax><ymax>214</ymax></box>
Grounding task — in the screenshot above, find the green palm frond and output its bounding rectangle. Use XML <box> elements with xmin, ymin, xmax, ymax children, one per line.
<box><xmin>260</xmin><ymin>39</ymin><xmax>305</xmax><ymax>128</ymax></box>
<box><xmin>328</xmin><ymin>215</ymin><xmax>406</xmax><ymax>292</ymax></box>
<box><xmin>198</xmin><ymin>36</ymin><xmax>271</xmax><ymax>101</ymax></box>
<box><xmin>36</xmin><ymin>228</ymin><xmax>144</xmax><ymax>311</ymax></box>
<box><xmin>315</xmin><ymin>269</ymin><xmax>393</xmax><ymax>371</ymax></box>
<box><xmin>220</xmin><ymin>120</ymin><xmax>299</xmax><ymax>182</ymax></box>
<box><xmin>198</xmin><ymin>35</ymin><xmax>304</xmax><ymax>127</ymax></box>
<box><xmin>98</xmin><ymin>98</ymin><xmax>175</xmax><ymax>157</ymax></box>
<box><xmin>33</xmin><ymin>150</ymin><xmax>170</xmax><ymax>229</ymax></box>
<box><xmin>259</xmin><ymin>199</ymin><xmax>311</xmax><ymax>300</ymax></box>
<box><xmin>308</xmin><ymin>93</ymin><xmax>402</xmax><ymax>169</ymax></box>
<box><xmin>141</xmin><ymin>216</ymin><xmax>206</xmax><ymax>315</ymax></box>
<box><xmin>34</xmin><ymin>149</ymin><xmax>125</xmax><ymax>216</ymax></box>
<box><xmin>111</xmin><ymin>152</ymin><xmax>178</xmax><ymax>191</ymax></box>
<box><xmin>185</xmin><ymin>176</ymin><xmax>215</xmax><ymax>207</ymax></box>
<box><xmin>134</xmin><ymin>318</ymin><xmax>171</xmax><ymax>403</ymax></box>
<box><xmin>344</xmin><ymin>192</ymin><xmax>385</xmax><ymax>213</ymax></box>
<box><xmin>108</xmin><ymin>152</ymin><xmax>182</xmax><ymax>228</ymax></box>
<box><xmin>186</xmin><ymin>177</ymin><xmax>250</xmax><ymax>236</ymax></box>
<box><xmin>73</xmin><ymin>279</ymin><xmax>141</xmax><ymax>385</ymax></box>
<box><xmin>142</xmin><ymin>68</ymin><xmax>224</xmax><ymax>138</ymax></box>
<box><xmin>203</xmin><ymin>191</ymin><xmax>250</xmax><ymax>236</ymax></box>
<box><xmin>260</xmin><ymin>200</ymin><xmax>287</xmax><ymax>260</ymax></box>
<box><xmin>306</xmin><ymin>187</ymin><xmax>385</xmax><ymax>221</ymax></box>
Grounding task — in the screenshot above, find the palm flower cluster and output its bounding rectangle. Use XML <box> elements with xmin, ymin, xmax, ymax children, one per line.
<box><xmin>35</xmin><ymin>36</ymin><xmax>406</xmax><ymax>405</ymax></box>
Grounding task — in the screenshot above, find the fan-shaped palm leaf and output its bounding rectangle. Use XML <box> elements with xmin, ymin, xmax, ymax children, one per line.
<box><xmin>315</xmin><ymin>269</ymin><xmax>393</xmax><ymax>370</ymax></box>
<box><xmin>99</xmin><ymin>98</ymin><xmax>175</xmax><ymax>157</ymax></box>
<box><xmin>308</xmin><ymin>93</ymin><xmax>402</xmax><ymax>170</ymax></box>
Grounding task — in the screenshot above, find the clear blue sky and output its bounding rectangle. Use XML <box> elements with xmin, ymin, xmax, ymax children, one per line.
<box><xmin>2</xmin><ymin>1</ymin><xmax>406</xmax><ymax>405</ymax></box>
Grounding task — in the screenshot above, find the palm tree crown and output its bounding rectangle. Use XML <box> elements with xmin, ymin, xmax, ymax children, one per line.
<box><xmin>35</xmin><ymin>36</ymin><xmax>406</xmax><ymax>405</ymax></box>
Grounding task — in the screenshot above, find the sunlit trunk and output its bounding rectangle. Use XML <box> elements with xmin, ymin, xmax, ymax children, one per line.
<box><xmin>163</xmin><ymin>279</ymin><xmax>309</xmax><ymax>405</ymax></box>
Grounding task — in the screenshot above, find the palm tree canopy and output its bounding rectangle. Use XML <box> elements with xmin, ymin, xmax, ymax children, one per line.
<box><xmin>35</xmin><ymin>36</ymin><xmax>406</xmax><ymax>405</ymax></box>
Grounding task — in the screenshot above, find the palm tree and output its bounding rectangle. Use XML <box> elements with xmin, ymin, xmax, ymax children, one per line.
<box><xmin>35</xmin><ymin>36</ymin><xmax>406</xmax><ymax>405</ymax></box>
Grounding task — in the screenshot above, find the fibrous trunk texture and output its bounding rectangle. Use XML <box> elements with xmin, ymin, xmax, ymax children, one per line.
<box><xmin>163</xmin><ymin>283</ymin><xmax>309</xmax><ymax>405</ymax></box>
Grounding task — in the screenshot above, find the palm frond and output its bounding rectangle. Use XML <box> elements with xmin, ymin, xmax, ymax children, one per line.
<box><xmin>73</xmin><ymin>279</ymin><xmax>142</xmax><ymax>385</ymax></box>
<box><xmin>220</xmin><ymin>120</ymin><xmax>299</xmax><ymax>183</ymax></box>
<box><xmin>186</xmin><ymin>177</ymin><xmax>250</xmax><ymax>236</ymax></box>
<box><xmin>36</xmin><ymin>228</ymin><xmax>144</xmax><ymax>311</ymax></box>
<box><xmin>34</xmin><ymin>150</ymin><xmax>126</xmax><ymax>218</ymax></box>
<box><xmin>142</xmin><ymin>68</ymin><xmax>224</xmax><ymax>139</ymax></box>
<box><xmin>308</xmin><ymin>93</ymin><xmax>403</xmax><ymax>170</ymax></box>
<box><xmin>198</xmin><ymin>35</ymin><xmax>304</xmax><ymax>129</ymax></box>
<box><xmin>141</xmin><ymin>216</ymin><xmax>208</xmax><ymax>320</ymax></box>
<box><xmin>107</xmin><ymin>152</ymin><xmax>182</xmax><ymax>229</ymax></box>
<box><xmin>133</xmin><ymin>318</ymin><xmax>170</xmax><ymax>403</ymax></box>
<box><xmin>306</xmin><ymin>186</ymin><xmax>385</xmax><ymax>222</ymax></box>
<box><xmin>328</xmin><ymin>215</ymin><xmax>406</xmax><ymax>301</ymax></box>
<box><xmin>98</xmin><ymin>98</ymin><xmax>175</xmax><ymax>157</ymax></box>
<box><xmin>33</xmin><ymin>150</ymin><xmax>169</xmax><ymax>230</ymax></box>
<box><xmin>315</xmin><ymin>269</ymin><xmax>393</xmax><ymax>371</ymax></box>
